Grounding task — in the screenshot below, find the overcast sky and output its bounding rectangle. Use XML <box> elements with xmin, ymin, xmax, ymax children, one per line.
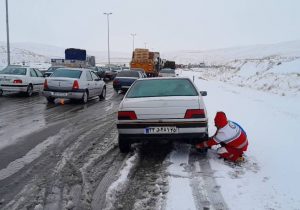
<box><xmin>1</xmin><ymin>0</ymin><xmax>300</xmax><ymax>53</ymax></box>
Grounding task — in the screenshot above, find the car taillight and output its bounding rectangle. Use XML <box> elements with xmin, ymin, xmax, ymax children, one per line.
<box><xmin>184</xmin><ymin>109</ymin><xmax>206</xmax><ymax>118</ymax></box>
<box><xmin>72</xmin><ymin>80</ymin><xmax>79</xmax><ymax>89</ymax></box>
<box><xmin>13</xmin><ymin>79</ymin><xmax>22</xmax><ymax>84</ymax></box>
<box><xmin>44</xmin><ymin>79</ymin><xmax>48</xmax><ymax>89</ymax></box>
<box><xmin>118</xmin><ymin>111</ymin><xmax>137</xmax><ymax>120</ymax></box>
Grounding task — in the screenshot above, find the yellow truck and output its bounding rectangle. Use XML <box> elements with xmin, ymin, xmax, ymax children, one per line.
<box><xmin>130</xmin><ymin>48</ymin><xmax>161</xmax><ymax>77</ymax></box>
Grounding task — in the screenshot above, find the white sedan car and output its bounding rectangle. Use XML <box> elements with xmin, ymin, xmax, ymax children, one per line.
<box><xmin>0</xmin><ymin>65</ymin><xmax>45</xmax><ymax>96</ymax></box>
<box><xmin>43</xmin><ymin>68</ymin><xmax>106</xmax><ymax>103</ymax></box>
<box><xmin>117</xmin><ymin>77</ymin><xmax>208</xmax><ymax>152</ymax></box>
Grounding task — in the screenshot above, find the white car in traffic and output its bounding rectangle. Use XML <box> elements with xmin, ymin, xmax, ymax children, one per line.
<box><xmin>43</xmin><ymin>68</ymin><xmax>106</xmax><ymax>103</ymax></box>
<box><xmin>0</xmin><ymin>65</ymin><xmax>45</xmax><ymax>96</ymax></box>
<box><xmin>117</xmin><ymin>77</ymin><xmax>208</xmax><ymax>152</ymax></box>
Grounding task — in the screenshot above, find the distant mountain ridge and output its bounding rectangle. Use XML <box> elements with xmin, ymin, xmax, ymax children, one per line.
<box><xmin>1</xmin><ymin>40</ymin><xmax>300</xmax><ymax>66</ymax></box>
<box><xmin>162</xmin><ymin>40</ymin><xmax>300</xmax><ymax>65</ymax></box>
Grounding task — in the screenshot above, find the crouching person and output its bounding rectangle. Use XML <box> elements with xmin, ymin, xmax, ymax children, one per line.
<box><xmin>196</xmin><ymin>111</ymin><xmax>248</xmax><ymax>162</ymax></box>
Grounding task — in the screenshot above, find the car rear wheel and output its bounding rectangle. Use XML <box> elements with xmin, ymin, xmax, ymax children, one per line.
<box><xmin>196</xmin><ymin>133</ymin><xmax>208</xmax><ymax>154</ymax></box>
<box><xmin>99</xmin><ymin>86</ymin><xmax>106</xmax><ymax>100</ymax></box>
<box><xmin>46</xmin><ymin>97</ymin><xmax>55</xmax><ymax>103</ymax></box>
<box><xmin>81</xmin><ymin>91</ymin><xmax>88</xmax><ymax>104</ymax></box>
<box><xmin>118</xmin><ymin>134</ymin><xmax>131</xmax><ymax>153</ymax></box>
<box><xmin>26</xmin><ymin>85</ymin><xmax>33</xmax><ymax>97</ymax></box>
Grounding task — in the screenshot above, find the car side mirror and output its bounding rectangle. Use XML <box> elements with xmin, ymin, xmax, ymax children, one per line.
<box><xmin>200</xmin><ymin>91</ymin><xmax>207</xmax><ymax>96</ymax></box>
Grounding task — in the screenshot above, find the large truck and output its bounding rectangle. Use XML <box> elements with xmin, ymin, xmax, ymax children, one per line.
<box><xmin>163</xmin><ymin>60</ymin><xmax>176</xmax><ymax>69</ymax></box>
<box><xmin>51</xmin><ymin>48</ymin><xmax>95</xmax><ymax>68</ymax></box>
<box><xmin>130</xmin><ymin>48</ymin><xmax>162</xmax><ymax>77</ymax></box>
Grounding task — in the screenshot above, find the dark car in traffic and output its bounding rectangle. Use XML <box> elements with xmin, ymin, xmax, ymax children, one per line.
<box><xmin>103</xmin><ymin>67</ymin><xmax>117</xmax><ymax>80</ymax></box>
<box><xmin>44</xmin><ymin>66</ymin><xmax>65</xmax><ymax>77</ymax></box>
<box><xmin>113</xmin><ymin>70</ymin><xmax>143</xmax><ymax>92</ymax></box>
<box><xmin>89</xmin><ymin>66</ymin><xmax>106</xmax><ymax>79</ymax></box>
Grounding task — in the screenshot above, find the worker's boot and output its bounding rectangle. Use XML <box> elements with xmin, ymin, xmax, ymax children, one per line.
<box><xmin>235</xmin><ymin>156</ymin><xmax>245</xmax><ymax>164</ymax></box>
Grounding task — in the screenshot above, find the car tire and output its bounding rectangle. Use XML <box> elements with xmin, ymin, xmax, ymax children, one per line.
<box><xmin>99</xmin><ymin>86</ymin><xmax>106</xmax><ymax>100</ymax></box>
<box><xmin>26</xmin><ymin>85</ymin><xmax>33</xmax><ymax>97</ymax></box>
<box><xmin>196</xmin><ymin>133</ymin><xmax>208</xmax><ymax>154</ymax></box>
<box><xmin>81</xmin><ymin>90</ymin><xmax>88</xmax><ymax>104</ymax></box>
<box><xmin>0</xmin><ymin>89</ymin><xmax>3</xmax><ymax>96</ymax></box>
<box><xmin>118</xmin><ymin>134</ymin><xmax>131</xmax><ymax>153</ymax></box>
<box><xmin>46</xmin><ymin>97</ymin><xmax>55</xmax><ymax>103</ymax></box>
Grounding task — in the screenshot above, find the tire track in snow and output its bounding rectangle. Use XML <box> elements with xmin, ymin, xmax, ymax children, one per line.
<box><xmin>189</xmin><ymin>150</ymin><xmax>228</xmax><ymax>210</ymax></box>
<box><xmin>105</xmin><ymin>143</ymin><xmax>171</xmax><ymax>210</ymax></box>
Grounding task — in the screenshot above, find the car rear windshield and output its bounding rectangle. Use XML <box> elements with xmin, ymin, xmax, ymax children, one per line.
<box><xmin>47</xmin><ymin>67</ymin><xmax>63</xmax><ymax>72</ymax></box>
<box><xmin>126</xmin><ymin>79</ymin><xmax>198</xmax><ymax>98</ymax></box>
<box><xmin>117</xmin><ymin>71</ymin><xmax>139</xmax><ymax>78</ymax></box>
<box><xmin>160</xmin><ymin>69</ymin><xmax>175</xmax><ymax>73</ymax></box>
<box><xmin>0</xmin><ymin>67</ymin><xmax>27</xmax><ymax>75</ymax></box>
<box><xmin>50</xmin><ymin>69</ymin><xmax>82</xmax><ymax>79</ymax></box>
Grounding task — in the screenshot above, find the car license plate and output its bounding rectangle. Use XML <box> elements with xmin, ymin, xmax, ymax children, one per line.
<box><xmin>145</xmin><ymin>127</ymin><xmax>178</xmax><ymax>134</ymax></box>
<box><xmin>52</xmin><ymin>92</ymin><xmax>67</xmax><ymax>97</ymax></box>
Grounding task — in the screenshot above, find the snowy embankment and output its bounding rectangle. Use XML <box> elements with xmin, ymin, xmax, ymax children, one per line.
<box><xmin>192</xmin><ymin>57</ymin><xmax>300</xmax><ymax>96</ymax></box>
<box><xmin>172</xmin><ymin>69</ymin><xmax>300</xmax><ymax>210</ymax></box>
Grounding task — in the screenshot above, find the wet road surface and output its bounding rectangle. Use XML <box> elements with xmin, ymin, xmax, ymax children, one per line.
<box><xmin>0</xmin><ymin>82</ymin><xmax>227</xmax><ymax>210</ymax></box>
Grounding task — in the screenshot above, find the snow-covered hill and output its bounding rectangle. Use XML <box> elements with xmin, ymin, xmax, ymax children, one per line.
<box><xmin>0</xmin><ymin>42</ymin><xmax>130</xmax><ymax>67</ymax></box>
<box><xmin>1</xmin><ymin>41</ymin><xmax>299</xmax><ymax>96</ymax></box>
<box><xmin>164</xmin><ymin>40</ymin><xmax>300</xmax><ymax>97</ymax></box>
<box><xmin>163</xmin><ymin>40</ymin><xmax>300</xmax><ymax>65</ymax></box>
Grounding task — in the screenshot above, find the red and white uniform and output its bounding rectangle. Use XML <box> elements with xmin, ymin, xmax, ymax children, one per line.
<box><xmin>199</xmin><ymin>121</ymin><xmax>248</xmax><ymax>161</ymax></box>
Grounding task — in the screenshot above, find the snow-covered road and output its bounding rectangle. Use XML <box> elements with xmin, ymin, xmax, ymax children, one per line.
<box><xmin>0</xmin><ymin>70</ymin><xmax>299</xmax><ymax>210</ymax></box>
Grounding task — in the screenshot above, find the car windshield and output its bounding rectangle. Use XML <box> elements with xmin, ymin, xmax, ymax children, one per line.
<box><xmin>117</xmin><ymin>71</ymin><xmax>139</xmax><ymax>78</ymax></box>
<box><xmin>160</xmin><ymin>69</ymin><xmax>175</xmax><ymax>73</ymax></box>
<box><xmin>126</xmin><ymin>79</ymin><xmax>198</xmax><ymax>98</ymax></box>
<box><xmin>0</xmin><ymin>67</ymin><xmax>27</xmax><ymax>75</ymax></box>
<box><xmin>50</xmin><ymin>69</ymin><xmax>82</xmax><ymax>78</ymax></box>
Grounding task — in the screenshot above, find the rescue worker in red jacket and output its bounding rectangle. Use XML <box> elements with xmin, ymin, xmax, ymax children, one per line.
<box><xmin>196</xmin><ymin>111</ymin><xmax>248</xmax><ymax>162</ymax></box>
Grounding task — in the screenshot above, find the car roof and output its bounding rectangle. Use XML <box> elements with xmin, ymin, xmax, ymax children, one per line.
<box><xmin>138</xmin><ymin>77</ymin><xmax>189</xmax><ymax>81</ymax></box>
<box><xmin>6</xmin><ymin>65</ymin><xmax>30</xmax><ymax>68</ymax></box>
<box><xmin>55</xmin><ymin>67</ymin><xmax>89</xmax><ymax>71</ymax></box>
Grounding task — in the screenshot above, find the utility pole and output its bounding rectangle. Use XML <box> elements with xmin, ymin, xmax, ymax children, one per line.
<box><xmin>144</xmin><ymin>42</ymin><xmax>147</xmax><ymax>48</ymax></box>
<box><xmin>103</xmin><ymin>12</ymin><xmax>112</xmax><ymax>65</ymax></box>
<box><xmin>130</xmin><ymin>33</ymin><xmax>136</xmax><ymax>52</ymax></box>
<box><xmin>5</xmin><ymin>0</ymin><xmax>11</xmax><ymax>65</ymax></box>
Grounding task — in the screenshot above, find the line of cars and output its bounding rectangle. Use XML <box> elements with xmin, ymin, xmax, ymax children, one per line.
<box><xmin>1</xmin><ymin>65</ymin><xmax>208</xmax><ymax>153</ymax></box>
<box><xmin>0</xmin><ymin>65</ymin><xmax>106</xmax><ymax>103</ymax></box>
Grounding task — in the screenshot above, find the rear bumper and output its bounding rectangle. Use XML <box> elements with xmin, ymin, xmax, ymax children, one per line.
<box><xmin>0</xmin><ymin>85</ymin><xmax>28</xmax><ymax>93</ymax></box>
<box><xmin>119</xmin><ymin>133</ymin><xmax>207</xmax><ymax>144</ymax></box>
<box><xmin>117</xmin><ymin>121</ymin><xmax>208</xmax><ymax>144</ymax></box>
<box><xmin>113</xmin><ymin>84</ymin><xmax>131</xmax><ymax>91</ymax></box>
<box><xmin>43</xmin><ymin>90</ymin><xmax>84</xmax><ymax>99</ymax></box>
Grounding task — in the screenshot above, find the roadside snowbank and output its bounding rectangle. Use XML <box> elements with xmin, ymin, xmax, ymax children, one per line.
<box><xmin>191</xmin><ymin>56</ymin><xmax>300</xmax><ymax>96</ymax></box>
<box><xmin>175</xmin><ymin>69</ymin><xmax>300</xmax><ymax>210</ymax></box>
